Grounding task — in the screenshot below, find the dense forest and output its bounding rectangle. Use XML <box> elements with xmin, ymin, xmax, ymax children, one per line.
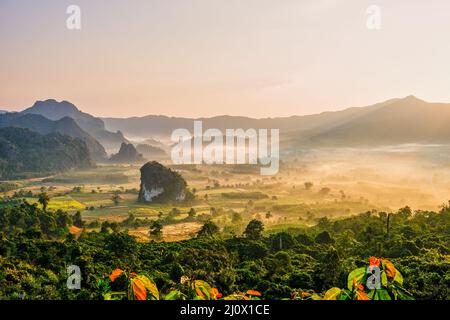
<box><xmin>0</xmin><ymin>198</ymin><xmax>448</xmax><ymax>300</ymax></box>
<box><xmin>0</xmin><ymin>127</ymin><xmax>93</xmax><ymax>179</ymax></box>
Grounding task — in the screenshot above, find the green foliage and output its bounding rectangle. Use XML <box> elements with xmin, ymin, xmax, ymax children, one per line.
<box><xmin>37</xmin><ymin>192</ymin><xmax>50</xmax><ymax>211</ymax></box>
<box><xmin>0</xmin><ymin>127</ymin><xmax>93</xmax><ymax>180</ymax></box>
<box><xmin>0</xmin><ymin>202</ymin><xmax>449</xmax><ymax>300</ymax></box>
<box><xmin>244</xmin><ymin>220</ymin><xmax>264</xmax><ymax>240</ymax></box>
<box><xmin>149</xmin><ymin>220</ymin><xmax>163</xmax><ymax>239</ymax></box>
<box><xmin>197</xmin><ymin>221</ymin><xmax>220</xmax><ymax>238</ymax></box>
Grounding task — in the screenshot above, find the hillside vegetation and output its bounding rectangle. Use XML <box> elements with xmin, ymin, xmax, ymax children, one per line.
<box><xmin>0</xmin><ymin>127</ymin><xmax>93</xmax><ymax>179</ymax></box>
<box><xmin>0</xmin><ymin>199</ymin><xmax>448</xmax><ymax>300</ymax></box>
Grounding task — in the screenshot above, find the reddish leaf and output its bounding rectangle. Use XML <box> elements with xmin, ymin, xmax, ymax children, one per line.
<box><xmin>131</xmin><ymin>277</ymin><xmax>147</xmax><ymax>300</ymax></box>
<box><xmin>109</xmin><ymin>269</ymin><xmax>124</xmax><ymax>282</ymax></box>
<box><xmin>246</xmin><ymin>290</ymin><xmax>262</xmax><ymax>297</ymax></box>
<box><xmin>369</xmin><ymin>256</ymin><xmax>380</xmax><ymax>267</ymax></box>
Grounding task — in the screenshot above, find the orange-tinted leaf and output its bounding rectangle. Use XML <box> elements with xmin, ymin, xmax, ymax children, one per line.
<box><xmin>109</xmin><ymin>269</ymin><xmax>124</xmax><ymax>282</ymax></box>
<box><xmin>301</xmin><ymin>292</ymin><xmax>311</xmax><ymax>298</ymax></box>
<box><xmin>347</xmin><ymin>268</ymin><xmax>366</xmax><ymax>291</ymax></box>
<box><xmin>193</xmin><ymin>280</ymin><xmax>212</xmax><ymax>300</ymax></box>
<box><xmin>211</xmin><ymin>288</ymin><xmax>222</xmax><ymax>300</ymax></box>
<box><xmin>69</xmin><ymin>226</ymin><xmax>82</xmax><ymax>235</ymax></box>
<box><xmin>246</xmin><ymin>290</ymin><xmax>262</xmax><ymax>297</ymax></box>
<box><xmin>383</xmin><ymin>260</ymin><xmax>397</xmax><ymax>278</ymax></box>
<box><xmin>131</xmin><ymin>277</ymin><xmax>147</xmax><ymax>300</ymax></box>
<box><xmin>135</xmin><ymin>275</ymin><xmax>159</xmax><ymax>300</ymax></box>
<box><xmin>356</xmin><ymin>291</ymin><xmax>370</xmax><ymax>301</ymax></box>
<box><xmin>369</xmin><ymin>256</ymin><xmax>380</xmax><ymax>267</ymax></box>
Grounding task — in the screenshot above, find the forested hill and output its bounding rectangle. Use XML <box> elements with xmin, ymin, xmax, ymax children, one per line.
<box><xmin>22</xmin><ymin>99</ymin><xmax>128</xmax><ymax>152</ymax></box>
<box><xmin>0</xmin><ymin>112</ymin><xmax>107</xmax><ymax>160</ymax></box>
<box><xmin>0</xmin><ymin>127</ymin><xmax>94</xmax><ymax>179</ymax></box>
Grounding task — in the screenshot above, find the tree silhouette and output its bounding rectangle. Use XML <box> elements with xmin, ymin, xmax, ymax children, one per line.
<box><xmin>197</xmin><ymin>220</ymin><xmax>219</xmax><ymax>238</ymax></box>
<box><xmin>38</xmin><ymin>192</ymin><xmax>50</xmax><ymax>211</ymax></box>
<box><xmin>73</xmin><ymin>211</ymin><xmax>83</xmax><ymax>228</ymax></box>
<box><xmin>149</xmin><ymin>220</ymin><xmax>163</xmax><ymax>239</ymax></box>
<box><xmin>244</xmin><ymin>219</ymin><xmax>264</xmax><ymax>240</ymax></box>
<box><xmin>188</xmin><ymin>208</ymin><xmax>197</xmax><ymax>219</ymax></box>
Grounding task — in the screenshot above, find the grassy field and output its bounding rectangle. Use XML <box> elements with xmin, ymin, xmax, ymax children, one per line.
<box><xmin>2</xmin><ymin>152</ymin><xmax>449</xmax><ymax>242</ymax></box>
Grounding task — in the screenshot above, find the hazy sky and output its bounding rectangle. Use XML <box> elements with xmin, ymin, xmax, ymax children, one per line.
<box><xmin>1</xmin><ymin>0</ymin><xmax>450</xmax><ymax>118</ymax></box>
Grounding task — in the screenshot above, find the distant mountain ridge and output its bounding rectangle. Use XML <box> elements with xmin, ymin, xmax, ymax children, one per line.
<box><xmin>0</xmin><ymin>112</ymin><xmax>107</xmax><ymax>160</ymax></box>
<box><xmin>102</xmin><ymin>96</ymin><xmax>450</xmax><ymax>147</ymax></box>
<box><xmin>22</xmin><ymin>99</ymin><xmax>128</xmax><ymax>152</ymax></box>
<box><xmin>3</xmin><ymin>96</ymin><xmax>450</xmax><ymax>153</ymax></box>
<box><xmin>303</xmin><ymin>96</ymin><xmax>450</xmax><ymax>146</ymax></box>
<box><xmin>101</xmin><ymin>99</ymin><xmax>401</xmax><ymax>137</ymax></box>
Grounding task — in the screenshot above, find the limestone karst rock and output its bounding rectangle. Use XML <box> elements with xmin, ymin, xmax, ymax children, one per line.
<box><xmin>138</xmin><ymin>161</ymin><xmax>187</xmax><ymax>203</ymax></box>
<box><xmin>110</xmin><ymin>143</ymin><xmax>144</xmax><ymax>163</ymax></box>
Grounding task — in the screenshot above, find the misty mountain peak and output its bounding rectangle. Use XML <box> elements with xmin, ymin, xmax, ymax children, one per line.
<box><xmin>401</xmin><ymin>95</ymin><xmax>426</xmax><ymax>104</ymax></box>
<box><xmin>28</xmin><ymin>99</ymin><xmax>80</xmax><ymax>114</ymax></box>
<box><xmin>22</xmin><ymin>99</ymin><xmax>84</xmax><ymax>123</ymax></box>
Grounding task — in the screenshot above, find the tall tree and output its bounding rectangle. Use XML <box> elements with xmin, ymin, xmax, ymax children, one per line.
<box><xmin>149</xmin><ymin>220</ymin><xmax>163</xmax><ymax>239</ymax></box>
<box><xmin>38</xmin><ymin>192</ymin><xmax>50</xmax><ymax>211</ymax></box>
<box><xmin>244</xmin><ymin>219</ymin><xmax>264</xmax><ymax>240</ymax></box>
<box><xmin>197</xmin><ymin>220</ymin><xmax>219</xmax><ymax>238</ymax></box>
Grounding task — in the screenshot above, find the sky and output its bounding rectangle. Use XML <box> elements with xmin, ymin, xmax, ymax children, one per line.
<box><xmin>1</xmin><ymin>0</ymin><xmax>450</xmax><ymax>118</ymax></box>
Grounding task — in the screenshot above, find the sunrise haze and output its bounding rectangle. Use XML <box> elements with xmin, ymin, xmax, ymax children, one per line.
<box><xmin>1</xmin><ymin>0</ymin><xmax>450</xmax><ymax>117</ymax></box>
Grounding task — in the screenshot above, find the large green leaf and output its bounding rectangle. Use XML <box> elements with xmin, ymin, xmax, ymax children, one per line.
<box><xmin>393</xmin><ymin>286</ymin><xmax>414</xmax><ymax>300</ymax></box>
<box><xmin>164</xmin><ymin>290</ymin><xmax>184</xmax><ymax>300</ymax></box>
<box><xmin>374</xmin><ymin>289</ymin><xmax>391</xmax><ymax>300</ymax></box>
<box><xmin>323</xmin><ymin>287</ymin><xmax>341</xmax><ymax>300</ymax></box>
<box><xmin>393</xmin><ymin>270</ymin><xmax>404</xmax><ymax>285</ymax></box>
<box><xmin>311</xmin><ymin>294</ymin><xmax>322</xmax><ymax>300</ymax></box>
<box><xmin>347</xmin><ymin>267</ymin><xmax>366</xmax><ymax>290</ymax></box>
<box><xmin>381</xmin><ymin>272</ymin><xmax>388</xmax><ymax>287</ymax></box>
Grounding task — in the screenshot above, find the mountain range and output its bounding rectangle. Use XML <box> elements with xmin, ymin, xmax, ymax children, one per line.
<box><xmin>1</xmin><ymin>95</ymin><xmax>450</xmax><ymax>165</ymax></box>
<box><xmin>23</xmin><ymin>100</ymin><xmax>128</xmax><ymax>152</ymax></box>
<box><xmin>0</xmin><ymin>112</ymin><xmax>107</xmax><ymax>161</ymax></box>
<box><xmin>101</xmin><ymin>96</ymin><xmax>450</xmax><ymax>147</ymax></box>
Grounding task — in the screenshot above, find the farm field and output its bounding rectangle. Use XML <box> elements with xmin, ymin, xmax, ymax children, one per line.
<box><xmin>3</xmin><ymin>150</ymin><xmax>449</xmax><ymax>243</ymax></box>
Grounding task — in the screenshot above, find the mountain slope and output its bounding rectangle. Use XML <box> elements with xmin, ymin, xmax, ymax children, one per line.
<box><xmin>0</xmin><ymin>113</ymin><xmax>107</xmax><ymax>160</ymax></box>
<box><xmin>101</xmin><ymin>99</ymin><xmax>399</xmax><ymax>139</ymax></box>
<box><xmin>307</xmin><ymin>96</ymin><xmax>450</xmax><ymax>146</ymax></box>
<box><xmin>110</xmin><ymin>143</ymin><xmax>145</xmax><ymax>163</ymax></box>
<box><xmin>102</xmin><ymin>96</ymin><xmax>450</xmax><ymax>148</ymax></box>
<box><xmin>22</xmin><ymin>99</ymin><xmax>128</xmax><ymax>152</ymax></box>
<box><xmin>0</xmin><ymin>127</ymin><xmax>93</xmax><ymax>179</ymax></box>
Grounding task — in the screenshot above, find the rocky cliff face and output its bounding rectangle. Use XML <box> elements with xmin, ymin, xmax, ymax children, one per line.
<box><xmin>138</xmin><ymin>161</ymin><xmax>187</xmax><ymax>203</ymax></box>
